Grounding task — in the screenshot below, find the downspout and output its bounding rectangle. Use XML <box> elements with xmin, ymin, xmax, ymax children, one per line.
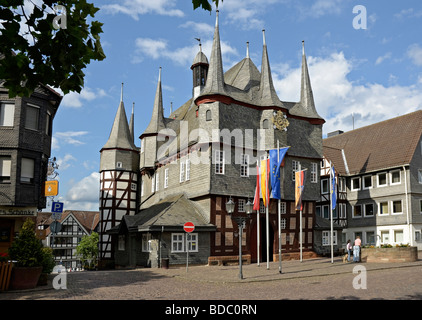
<box><xmin>403</xmin><ymin>165</ymin><xmax>411</xmax><ymax>246</ymax></box>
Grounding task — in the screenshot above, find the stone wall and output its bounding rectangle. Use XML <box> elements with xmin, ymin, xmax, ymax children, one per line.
<box><xmin>361</xmin><ymin>246</ymin><xmax>418</xmax><ymax>263</ymax></box>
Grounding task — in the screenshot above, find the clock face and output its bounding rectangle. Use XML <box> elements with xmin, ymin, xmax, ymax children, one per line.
<box><xmin>272</xmin><ymin>111</ymin><xmax>289</xmax><ymax>131</ymax></box>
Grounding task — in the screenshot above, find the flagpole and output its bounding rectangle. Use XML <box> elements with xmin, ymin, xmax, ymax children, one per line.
<box><xmin>266</xmin><ymin>155</ymin><xmax>270</xmax><ymax>270</ymax></box>
<box><xmin>256</xmin><ymin>161</ymin><xmax>260</xmax><ymax>267</ymax></box>
<box><xmin>277</xmin><ymin>140</ymin><xmax>282</xmax><ymax>274</ymax></box>
<box><xmin>330</xmin><ymin>161</ymin><xmax>334</xmax><ymax>264</ymax></box>
<box><xmin>299</xmin><ymin>163</ymin><xmax>303</xmax><ymax>262</ymax></box>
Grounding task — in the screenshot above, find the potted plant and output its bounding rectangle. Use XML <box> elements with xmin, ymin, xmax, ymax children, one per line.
<box><xmin>37</xmin><ymin>247</ymin><xmax>56</xmax><ymax>286</ymax></box>
<box><xmin>8</xmin><ymin>218</ymin><xmax>44</xmax><ymax>290</ymax></box>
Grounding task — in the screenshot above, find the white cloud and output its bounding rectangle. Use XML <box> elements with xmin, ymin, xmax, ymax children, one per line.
<box><xmin>55</xmin><ymin>87</ymin><xmax>107</xmax><ymax>108</ymax></box>
<box><xmin>179</xmin><ymin>21</ymin><xmax>214</xmax><ymax>35</ymax></box>
<box><xmin>56</xmin><ymin>154</ymin><xmax>77</xmax><ymax>170</ymax></box>
<box><xmin>375</xmin><ymin>52</ymin><xmax>392</xmax><ymax>65</ymax></box>
<box><xmin>102</xmin><ymin>0</ymin><xmax>184</xmax><ymax>20</ymax></box>
<box><xmin>132</xmin><ymin>38</ymin><xmax>238</xmax><ymax>67</ymax></box>
<box><xmin>53</xmin><ymin>131</ymin><xmax>90</xmax><ymax>149</ymax></box>
<box><xmin>63</xmin><ymin>172</ymin><xmax>100</xmax><ymax>211</ymax></box>
<box><xmin>272</xmin><ymin>51</ymin><xmax>422</xmax><ymax>135</ymax></box>
<box><xmin>407</xmin><ymin>44</ymin><xmax>422</xmax><ymax>66</ymax></box>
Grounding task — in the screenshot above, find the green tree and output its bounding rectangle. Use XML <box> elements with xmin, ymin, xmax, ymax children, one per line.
<box><xmin>192</xmin><ymin>0</ymin><xmax>222</xmax><ymax>12</ymax></box>
<box><xmin>76</xmin><ymin>231</ymin><xmax>98</xmax><ymax>270</ymax></box>
<box><xmin>0</xmin><ymin>0</ymin><xmax>105</xmax><ymax>98</ymax></box>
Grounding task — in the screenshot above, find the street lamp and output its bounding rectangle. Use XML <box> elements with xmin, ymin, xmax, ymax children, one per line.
<box><xmin>226</xmin><ymin>197</ymin><xmax>253</xmax><ymax>279</ymax></box>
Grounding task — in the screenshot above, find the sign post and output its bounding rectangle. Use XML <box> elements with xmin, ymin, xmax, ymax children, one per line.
<box><xmin>51</xmin><ymin>201</ymin><xmax>64</xmax><ymax>248</ymax></box>
<box><xmin>183</xmin><ymin>222</ymin><xmax>195</xmax><ymax>273</ymax></box>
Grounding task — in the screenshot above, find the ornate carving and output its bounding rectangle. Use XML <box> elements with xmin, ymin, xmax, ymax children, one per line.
<box><xmin>272</xmin><ymin>110</ymin><xmax>289</xmax><ymax>131</ymax></box>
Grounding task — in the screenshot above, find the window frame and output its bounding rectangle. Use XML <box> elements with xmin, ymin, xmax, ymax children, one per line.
<box><xmin>215</xmin><ymin>150</ymin><xmax>225</xmax><ymax>175</ymax></box>
<box><xmin>0</xmin><ymin>102</ymin><xmax>15</xmax><ymax>127</ymax></box>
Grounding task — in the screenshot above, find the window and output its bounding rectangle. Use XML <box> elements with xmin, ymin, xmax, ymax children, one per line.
<box><xmin>215</xmin><ymin>150</ymin><xmax>225</xmax><ymax>175</ymax></box>
<box><xmin>240</xmin><ymin>154</ymin><xmax>249</xmax><ymax>177</ymax></box>
<box><xmin>394</xmin><ymin>230</ymin><xmax>403</xmax><ymax>243</ymax></box>
<box><xmin>366</xmin><ymin>231</ymin><xmax>376</xmax><ymax>245</ymax></box>
<box><xmin>155</xmin><ymin>172</ymin><xmax>159</xmax><ymax>191</ymax></box>
<box><xmin>141</xmin><ymin>180</ymin><xmax>144</xmax><ymax>197</ymax></box>
<box><xmin>280</xmin><ymin>218</ymin><xmax>286</xmax><ymax>229</ymax></box>
<box><xmin>363</xmin><ymin>175</ymin><xmax>372</xmax><ymax>189</ymax></box>
<box><xmin>415</xmin><ymin>231</ymin><xmax>421</xmax><ymax>242</ymax></box>
<box><xmin>311</xmin><ymin>163</ymin><xmax>318</xmax><ymax>183</ymax></box>
<box><xmin>151</xmin><ymin>174</ymin><xmax>155</xmax><ymax>193</ymax></box>
<box><xmin>377</xmin><ymin>172</ymin><xmax>387</xmax><ymax>187</ymax></box>
<box><xmin>164</xmin><ymin>168</ymin><xmax>169</xmax><ymax>188</ymax></box>
<box><xmin>0</xmin><ymin>103</ymin><xmax>14</xmax><ymax>126</ymax></box>
<box><xmin>206</xmin><ymin>109</ymin><xmax>212</xmax><ymax>121</ymax></box>
<box><xmin>187</xmin><ymin>233</ymin><xmax>198</xmax><ymax>252</ymax></box>
<box><xmin>339</xmin><ymin>177</ymin><xmax>346</xmax><ymax>192</ymax></box>
<box><xmin>392</xmin><ymin>200</ymin><xmax>402</xmax><ymax>214</ymax></box>
<box><xmin>381</xmin><ymin>230</ymin><xmax>389</xmax><ymax>244</ymax></box>
<box><xmin>21</xmin><ymin>158</ymin><xmax>34</xmax><ymax>183</ymax></box>
<box><xmin>420</xmin><ymin>199</ymin><xmax>422</xmax><ymax>214</ymax></box>
<box><xmin>142</xmin><ymin>234</ymin><xmax>152</xmax><ymax>252</ymax></box>
<box><xmin>351</xmin><ymin>177</ymin><xmax>361</xmax><ymax>191</ymax></box>
<box><xmin>260</xmin><ymin>201</ymin><xmax>265</xmax><ymax>214</ymax></box>
<box><xmin>339</xmin><ymin>203</ymin><xmax>347</xmax><ymax>219</ymax></box>
<box><xmin>0</xmin><ymin>157</ymin><xmax>12</xmax><ymax>183</ymax></box>
<box><xmin>364</xmin><ymin>203</ymin><xmax>374</xmax><ymax>217</ymax></box>
<box><xmin>280</xmin><ymin>202</ymin><xmax>286</xmax><ymax>214</ymax></box>
<box><xmin>180</xmin><ymin>160</ymin><xmax>185</xmax><ymax>182</ymax></box>
<box><xmin>418</xmin><ymin>169</ymin><xmax>422</xmax><ymax>184</ymax></box>
<box><xmin>118</xmin><ymin>235</ymin><xmax>125</xmax><ymax>251</ymax></box>
<box><xmin>171</xmin><ymin>233</ymin><xmax>184</xmax><ymax>252</ymax></box>
<box><xmin>390</xmin><ymin>170</ymin><xmax>401</xmax><ymax>185</ymax></box>
<box><xmin>322</xmin><ymin>205</ymin><xmax>329</xmax><ymax>219</ymax></box>
<box><xmin>185</xmin><ymin>158</ymin><xmax>190</xmax><ymax>181</ymax></box>
<box><xmin>353</xmin><ymin>204</ymin><xmax>362</xmax><ymax>218</ymax></box>
<box><xmin>238</xmin><ymin>199</ymin><xmax>245</xmax><ymax>212</ymax></box>
<box><xmin>25</xmin><ymin>104</ymin><xmax>40</xmax><ymax>130</ymax></box>
<box><xmin>379</xmin><ymin>201</ymin><xmax>389</xmax><ymax>215</ymax></box>
<box><xmin>263</xmin><ymin>119</ymin><xmax>269</xmax><ymax>129</ymax></box>
<box><xmin>322</xmin><ymin>230</ymin><xmax>337</xmax><ymax>246</ymax></box>
<box><xmin>316</xmin><ymin>206</ymin><xmax>321</xmax><ymax>217</ymax></box>
<box><xmin>292</xmin><ymin>160</ymin><xmax>300</xmax><ymax>181</ymax></box>
<box><xmin>321</xmin><ymin>179</ymin><xmax>329</xmax><ymax>194</ymax></box>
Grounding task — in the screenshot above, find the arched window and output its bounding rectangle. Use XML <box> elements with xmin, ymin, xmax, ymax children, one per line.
<box><xmin>263</xmin><ymin>119</ymin><xmax>269</xmax><ymax>129</ymax></box>
<box><xmin>206</xmin><ymin>109</ymin><xmax>212</xmax><ymax>121</ymax></box>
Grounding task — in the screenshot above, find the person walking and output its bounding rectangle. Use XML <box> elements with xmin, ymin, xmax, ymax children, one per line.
<box><xmin>353</xmin><ymin>236</ymin><xmax>361</xmax><ymax>262</ymax></box>
<box><xmin>346</xmin><ymin>240</ymin><xmax>352</xmax><ymax>262</ymax></box>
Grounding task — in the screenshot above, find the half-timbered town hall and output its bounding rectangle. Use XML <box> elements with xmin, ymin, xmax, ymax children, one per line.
<box><xmin>99</xmin><ymin>11</ymin><xmax>325</xmax><ymax>269</ymax></box>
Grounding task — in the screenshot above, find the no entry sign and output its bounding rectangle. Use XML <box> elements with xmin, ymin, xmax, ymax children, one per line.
<box><xmin>183</xmin><ymin>222</ymin><xmax>195</xmax><ymax>233</ymax></box>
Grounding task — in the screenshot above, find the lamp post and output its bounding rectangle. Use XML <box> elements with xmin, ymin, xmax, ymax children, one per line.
<box><xmin>226</xmin><ymin>197</ymin><xmax>253</xmax><ymax>279</ymax></box>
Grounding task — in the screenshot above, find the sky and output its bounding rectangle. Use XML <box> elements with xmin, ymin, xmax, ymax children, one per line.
<box><xmin>43</xmin><ymin>0</ymin><xmax>422</xmax><ymax>212</ymax></box>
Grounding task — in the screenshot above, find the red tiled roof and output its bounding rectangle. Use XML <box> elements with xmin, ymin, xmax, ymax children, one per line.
<box><xmin>324</xmin><ymin>110</ymin><xmax>422</xmax><ymax>175</ymax></box>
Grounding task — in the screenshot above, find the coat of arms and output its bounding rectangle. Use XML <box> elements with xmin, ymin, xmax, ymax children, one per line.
<box><xmin>272</xmin><ymin>110</ymin><xmax>289</xmax><ymax>131</ymax></box>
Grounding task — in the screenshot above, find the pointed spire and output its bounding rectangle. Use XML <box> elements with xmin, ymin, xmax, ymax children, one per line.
<box><xmin>142</xmin><ymin>67</ymin><xmax>166</xmax><ymax>136</ymax></box>
<box><xmin>257</xmin><ymin>29</ymin><xmax>282</xmax><ymax>107</ymax></box>
<box><xmin>200</xmin><ymin>10</ymin><xmax>227</xmax><ymax>96</ymax></box>
<box><xmin>299</xmin><ymin>41</ymin><xmax>322</xmax><ymax>119</ymax></box>
<box><xmin>290</xmin><ymin>41</ymin><xmax>324</xmax><ymax>122</ymax></box>
<box><xmin>129</xmin><ymin>102</ymin><xmax>135</xmax><ymax>143</ymax></box>
<box><xmin>102</xmin><ymin>85</ymin><xmax>137</xmax><ymax>151</ymax></box>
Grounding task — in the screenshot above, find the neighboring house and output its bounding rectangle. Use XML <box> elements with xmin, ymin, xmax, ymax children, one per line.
<box><xmin>318</xmin><ymin>110</ymin><xmax>422</xmax><ymax>250</ymax></box>
<box><xmin>99</xmin><ymin>11</ymin><xmax>325</xmax><ymax>268</ymax></box>
<box><xmin>0</xmin><ymin>79</ymin><xmax>61</xmax><ymax>255</ymax></box>
<box><xmin>37</xmin><ymin>210</ymin><xmax>99</xmax><ymax>269</ymax></box>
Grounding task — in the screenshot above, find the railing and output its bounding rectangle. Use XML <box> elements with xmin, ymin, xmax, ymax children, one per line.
<box><xmin>0</xmin><ymin>261</ymin><xmax>13</xmax><ymax>291</ymax></box>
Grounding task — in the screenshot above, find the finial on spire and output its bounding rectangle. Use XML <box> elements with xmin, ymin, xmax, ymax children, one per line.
<box><xmin>158</xmin><ymin>67</ymin><xmax>162</xmax><ymax>82</ymax></box>
<box><xmin>302</xmin><ymin>40</ymin><xmax>305</xmax><ymax>56</ymax></box>
<box><xmin>262</xmin><ymin>29</ymin><xmax>266</xmax><ymax>46</ymax></box>
<box><xmin>120</xmin><ymin>82</ymin><xmax>124</xmax><ymax>102</ymax></box>
<box><xmin>132</xmin><ymin>102</ymin><xmax>134</xmax><ymax>114</ymax></box>
<box><xmin>216</xmin><ymin>9</ymin><xmax>219</xmax><ymax>27</ymax></box>
<box><xmin>246</xmin><ymin>41</ymin><xmax>250</xmax><ymax>58</ymax></box>
<box><xmin>170</xmin><ymin>101</ymin><xmax>173</xmax><ymax>115</ymax></box>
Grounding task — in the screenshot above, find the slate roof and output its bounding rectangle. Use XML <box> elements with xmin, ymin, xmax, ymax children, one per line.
<box><xmin>109</xmin><ymin>194</ymin><xmax>216</xmax><ymax>233</ymax></box>
<box><xmin>37</xmin><ymin>210</ymin><xmax>100</xmax><ymax>236</ymax></box>
<box><xmin>323</xmin><ymin>110</ymin><xmax>422</xmax><ymax>175</ymax></box>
